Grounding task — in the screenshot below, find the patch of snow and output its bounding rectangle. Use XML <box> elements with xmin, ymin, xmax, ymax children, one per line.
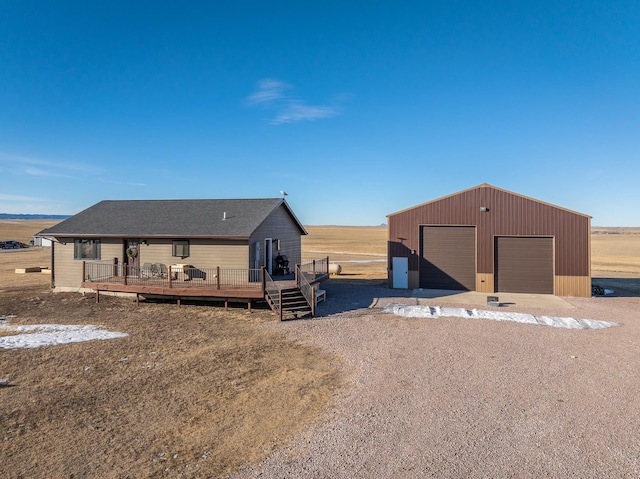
<box><xmin>605</xmin><ymin>289</ymin><xmax>614</xmax><ymax>295</ymax></box>
<box><xmin>382</xmin><ymin>304</ymin><xmax>618</xmax><ymax>330</ymax></box>
<box><xmin>0</xmin><ymin>322</ymin><xmax>128</xmax><ymax>349</ymax></box>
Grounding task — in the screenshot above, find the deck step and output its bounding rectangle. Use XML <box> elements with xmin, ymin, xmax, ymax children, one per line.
<box><xmin>266</xmin><ymin>286</ymin><xmax>313</xmax><ymax>319</ymax></box>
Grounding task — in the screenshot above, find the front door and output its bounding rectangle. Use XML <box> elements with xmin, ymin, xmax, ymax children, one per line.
<box><xmin>125</xmin><ymin>239</ymin><xmax>140</xmax><ymax>274</ymax></box>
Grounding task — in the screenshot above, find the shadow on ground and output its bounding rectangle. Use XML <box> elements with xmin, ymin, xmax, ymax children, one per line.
<box><xmin>313</xmin><ymin>279</ymin><xmax>411</xmax><ymax>317</ymax></box>
<box><xmin>593</xmin><ymin>277</ymin><xmax>640</xmax><ymax>297</ymax></box>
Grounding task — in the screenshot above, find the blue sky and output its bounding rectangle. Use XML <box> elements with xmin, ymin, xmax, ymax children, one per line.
<box><xmin>1</xmin><ymin>1</ymin><xmax>638</xmax><ymax>226</ymax></box>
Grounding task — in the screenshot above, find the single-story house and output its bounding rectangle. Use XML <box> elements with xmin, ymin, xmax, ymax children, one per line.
<box><xmin>37</xmin><ymin>198</ymin><xmax>308</xmax><ymax>293</ymax></box>
<box><xmin>387</xmin><ymin>184</ymin><xmax>591</xmax><ymax>297</ymax></box>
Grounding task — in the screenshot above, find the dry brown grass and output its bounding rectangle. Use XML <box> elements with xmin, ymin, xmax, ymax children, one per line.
<box><xmin>1</xmin><ymin>221</ymin><xmax>341</xmax><ymax>479</ymax></box>
<box><xmin>0</xmin><ymin>219</ymin><xmax>59</xmax><ymax>245</ymax></box>
<box><xmin>302</xmin><ymin>226</ymin><xmax>387</xmax><ymax>280</ymax></box>
<box><xmin>1</xmin><ymin>220</ymin><xmax>639</xmax><ymax>478</ymax></box>
<box><xmin>591</xmin><ymin>228</ymin><xmax>640</xmax><ymax>277</ymax></box>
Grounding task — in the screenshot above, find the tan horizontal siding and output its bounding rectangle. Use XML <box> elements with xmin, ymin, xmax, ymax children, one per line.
<box><xmin>53</xmin><ymin>238</ymin><xmax>121</xmax><ymax>289</ymax></box>
<box><xmin>137</xmin><ymin>239</ymin><xmax>248</xmax><ymax>270</ymax></box>
<box><xmin>54</xmin><ymin>237</ymin><xmax>250</xmax><ymax>289</ymax></box>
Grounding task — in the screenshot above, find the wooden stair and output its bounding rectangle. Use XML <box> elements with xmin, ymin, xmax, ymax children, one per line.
<box><xmin>267</xmin><ymin>287</ymin><xmax>312</xmax><ymax>319</ymax></box>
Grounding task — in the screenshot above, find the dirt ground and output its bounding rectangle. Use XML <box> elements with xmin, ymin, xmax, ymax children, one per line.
<box><xmin>1</xmin><ymin>222</ymin><xmax>341</xmax><ymax>478</ymax></box>
<box><xmin>1</xmin><ymin>221</ymin><xmax>639</xmax><ymax>478</ymax></box>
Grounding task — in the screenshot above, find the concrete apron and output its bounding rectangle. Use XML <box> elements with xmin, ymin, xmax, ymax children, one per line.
<box><xmin>410</xmin><ymin>288</ymin><xmax>575</xmax><ymax>310</ymax></box>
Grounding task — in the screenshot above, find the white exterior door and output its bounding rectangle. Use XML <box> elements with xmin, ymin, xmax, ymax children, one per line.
<box><xmin>392</xmin><ymin>257</ymin><xmax>409</xmax><ymax>289</ymax></box>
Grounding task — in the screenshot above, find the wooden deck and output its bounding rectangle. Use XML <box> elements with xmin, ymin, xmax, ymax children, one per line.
<box><xmin>81</xmin><ymin>277</ymin><xmax>315</xmax><ymax>310</ymax></box>
<box><xmin>81</xmin><ymin>259</ymin><xmax>329</xmax><ymax>312</ymax></box>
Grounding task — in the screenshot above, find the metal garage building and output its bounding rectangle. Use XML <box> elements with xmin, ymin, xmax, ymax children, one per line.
<box><xmin>387</xmin><ymin>184</ymin><xmax>591</xmax><ymax>297</ymax></box>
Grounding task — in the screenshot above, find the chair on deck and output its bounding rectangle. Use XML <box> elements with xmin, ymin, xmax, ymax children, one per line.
<box><xmin>141</xmin><ymin>263</ymin><xmax>153</xmax><ymax>278</ymax></box>
<box><xmin>275</xmin><ymin>254</ymin><xmax>290</xmax><ymax>275</ymax></box>
<box><xmin>154</xmin><ymin>263</ymin><xmax>168</xmax><ymax>279</ymax></box>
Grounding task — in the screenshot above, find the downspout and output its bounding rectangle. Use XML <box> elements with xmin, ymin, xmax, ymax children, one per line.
<box><xmin>50</xmin><ymin>241</ymin><xmax>55</xmax><ymax>289</ymax></box>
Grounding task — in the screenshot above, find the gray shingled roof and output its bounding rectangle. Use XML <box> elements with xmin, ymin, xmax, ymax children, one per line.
<box><xmin>38</xmin><ymin>198</ymin><xmax>306</xmax><ymax>238</ymax></box>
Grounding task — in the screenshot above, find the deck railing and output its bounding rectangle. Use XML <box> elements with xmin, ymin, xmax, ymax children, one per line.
<box><xmin>299</xmin><ymin>256</ymin><xmax>329</xmax><ymax>278</ymax></box>
<box><xmin>83</xmin><ymin>262</ymin><xmax>264</xmax><ymax>290</ymax></box>
<box><xmin>263</xmin><ymin>270</ymin><xmax>283</xmax><ymax>320</ymax></box>
<box><xmin>296</xmin><ymin>264</ymin><xmax>315</xmax><ymax>317</ymax></box>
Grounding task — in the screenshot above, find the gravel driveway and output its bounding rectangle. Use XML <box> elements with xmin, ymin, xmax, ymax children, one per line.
<box><xmin>231</xmin><ymin>281</ymin><xmax>640</xmax><ymax>478</ymax></box>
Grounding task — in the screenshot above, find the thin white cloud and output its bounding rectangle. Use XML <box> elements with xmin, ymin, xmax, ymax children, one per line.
<box><xmin>0</xmin><ymin>151</ymin><xmax>102</xmax><ymax>179</ymax></box>
<box><xmin>0</xmin><ymin>193</ymin><xmax>45</xmax><ymax>202</ymax></box>
<box><xmin>271</xmin><ymin>101</ymin><xmax>340</xmax><ymax>124</ymax></box>
<box><xmin>246</xmin><ymin>78</ymin><xmax>343</xmax><ymax>124</ymax></box>
<box><xmin>24</xmin><ymin>167</ymin><xmax>79</xmax><ymax>180</ymax></box>
<box><xmin>246</xmin><ymin>78</ymin><xmax>290</xmax><ymax>105</ymax></box>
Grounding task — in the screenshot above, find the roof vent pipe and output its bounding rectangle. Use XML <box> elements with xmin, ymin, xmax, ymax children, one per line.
<box><xmin>223</xmin><ymin>211</ymin><xmax>227</xmax><ymax>220</ymax></box>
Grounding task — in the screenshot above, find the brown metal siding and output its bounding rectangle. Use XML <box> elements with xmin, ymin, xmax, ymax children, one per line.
<box><xmin>388</xmin><ymin>185</ymin><xmax>591</xmax><ymax>296</ymax></box>
<box><xmin>495</xmin><ymin>237</ymin><xmax>553</xmax><ymax>294</ymax></box>
<box><xmin>420</xmin><ymin>226</ymin><xmax>476</xmax><ymax>290</ymax></box>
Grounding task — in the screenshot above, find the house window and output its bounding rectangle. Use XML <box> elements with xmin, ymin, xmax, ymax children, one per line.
<box><xmin>74</xmin><ymin>239</ymin><xmax>101</xmax><ymax>260</ymax></box>
<box><xmin>172</xmin><ymin>240</ymin><xmax>190</xmax><ymax>258</ymax></box>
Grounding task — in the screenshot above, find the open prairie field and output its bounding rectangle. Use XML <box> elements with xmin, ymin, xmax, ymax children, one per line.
<box><xmin>1</xmin><ymin>221</ymin><xmax>640</xmax><ymax>478</ymax></box>
<box><xmin>302</xmin><ymin>225</ymin><xmax>387</xmax><ymax>280</ymax></box>
<box><xmin>0</xmin><ymin>219</ymin><xmax>59</xmax><ymax>245</ymax></box>
<box><xmin>591</xmin><ymin>227</ymin><xmax>640</xmax><ymax>277</ymax></box>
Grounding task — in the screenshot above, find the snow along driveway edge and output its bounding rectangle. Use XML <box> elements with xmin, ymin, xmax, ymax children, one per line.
<box><xmin>381</xmin><ymin>304</ymin><xmax>618</xmax><ymax>330</ymax></box>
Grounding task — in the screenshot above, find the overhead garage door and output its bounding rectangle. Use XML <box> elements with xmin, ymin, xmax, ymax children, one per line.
<box><xmin>495</xmin><ymin>237</ymin><xmax>553</xmax><ymax>294</ymax></box>
<box><xmin>420</xmin><ymin>226</ymin><xmax>476</xmax><ymax>290</ymax></box>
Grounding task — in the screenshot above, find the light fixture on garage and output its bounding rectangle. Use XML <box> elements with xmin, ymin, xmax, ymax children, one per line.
<box><xmin>480</xmin><ymin>206</ymin><xmax>489</xmax><ymax>212</ymax></box>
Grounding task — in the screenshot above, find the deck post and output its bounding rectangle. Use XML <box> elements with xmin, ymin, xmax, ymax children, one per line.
<box><xmin>82</xmin><ymin>261</ymin><xmax>86</xmax><ymax>282</ymax></box>
<box><xmin>326</xmin><ymin>256</ymin><xmax>329</xmax><ymax>275</ymax></box>
<box><xmin>279</xmin><ymin>289</ymin><xmax>283</xmax><ymax>321</ymax></box>
<box><xmin>113</xmin><ymin>257</ymin><xmax>118</xmax><ymax>277</ymax></box>
<box><xmin>260</xmin><ymin>267</ymin><xmax>265</xmax><ymax>292</ymax></box>
<box><xmin>294</xmin><ymin>264</ymin><xmax>298</xmax><ymax>283</ymax></box>
<box><xmin>216</xmin><ymin>266</ymin><xmax>220</xmax><ymax>289</ymax></box>
<box><xmin>123</xmin><ymin>264</ymin><xmax>127</xmax><ymax>286</ymax></box>
<box><xmin>169</xmin><ymin>265</ymin><xmax>172</xmax><ymax>288</ymax></box>
<box><xmin>313</xmin><ymin>260</ymin><xmax>316</xmax><ymax>275</ymax></box>
<box><xmin>248</xmin><ymin>299</ymin><xmax>252</xmax><ymax>312</ymax></box>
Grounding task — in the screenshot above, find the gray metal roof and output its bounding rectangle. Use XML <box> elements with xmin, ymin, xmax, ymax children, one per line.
<box><xmin>38</xmin><ymin>198</ymin><xmax>307</xmax><ymax>238</ymax></box>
